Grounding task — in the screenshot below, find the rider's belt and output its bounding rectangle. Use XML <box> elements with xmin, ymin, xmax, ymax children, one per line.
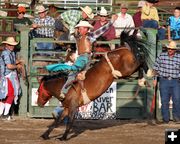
<box><xmin>79</xmin><ymin>52</ymin><xmax>91</xmax><ymax>55</ymax></box>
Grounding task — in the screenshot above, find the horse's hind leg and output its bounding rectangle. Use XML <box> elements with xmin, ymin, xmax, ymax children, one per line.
<box><xmin>60</xmin><ymin>107</ymin><xmax>76</xmax><ymax>141</ymax></box>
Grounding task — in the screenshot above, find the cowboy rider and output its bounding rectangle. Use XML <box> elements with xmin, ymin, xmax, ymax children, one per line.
<box><xmin>46</xmin><ymin>15</ymin><xmax>118</xmax><ymax>100</ymax></box>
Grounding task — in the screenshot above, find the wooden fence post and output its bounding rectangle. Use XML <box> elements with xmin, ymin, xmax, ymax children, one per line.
<box><xmin>18</xmin><ymin>28</ymin><xmax>30</xmax><ymax>116</ymax></box>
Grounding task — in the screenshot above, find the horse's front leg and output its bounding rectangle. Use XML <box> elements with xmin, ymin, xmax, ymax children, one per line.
<box><xmin>41</xmin><ymin>107</ymin><xmax>65</xmax><ymax>140</ymax></box>
<box><xmin>41</xmin><ymin>117</ymin><xmax>61</xmax><ymax>140</ymax></box>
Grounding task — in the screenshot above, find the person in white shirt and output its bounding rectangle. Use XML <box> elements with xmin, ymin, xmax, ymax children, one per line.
<box><xmin>113</xmin><ymin>2</ymin><xmax>135</xmax><ymax>38</ymax></box>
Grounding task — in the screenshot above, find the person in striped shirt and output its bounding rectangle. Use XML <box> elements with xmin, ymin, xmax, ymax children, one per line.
<box><xmin>32</xmin><ymin>5</ymin><xmax>55</xmax><ymax>50</ymax></box>
<box><xmin>55</xmin><ymin>6</ymin><xmax>94</xmax><ymax>41</ymax></box>
<box><xmin>153</xmin><ymin>41</ymin><xmax>180</xmax><ymax>123</ymax></box>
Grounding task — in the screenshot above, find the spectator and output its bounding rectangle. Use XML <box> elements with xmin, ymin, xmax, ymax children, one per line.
<box><xmin>167</xmin><ymin>7</ymin><xmax>180</xmax><ymax>41</ymax></box>
<box><xmin>13</xmin><ymin>6</ymin><xmax>32</xmax><ymax>27</ymax></box>
<box><xmin>46</xmin><ymin>15</ymin><xmax>117</xmax><ymax>100</ymax></box>
<box><xmin>113</xmin><ymin>2</ymin><xmax>135</xmax><ymax>38</ymax></box>
<box><xmin>153</xmin><ymin>41</ymin><xmax>180</xmax><ymax>123</ymax></box>
<box><xmin>141</xmin><ymin>0</ymin><xmax>166</xmax><ymax>40</ymax></box>
<box><xmin>133</xmin><ymin>0</ymin><xmax>145</xmax><ymax>27</ymax></box>
<box><xmin>54</xmin><ymin>6</ymin><xmax>94</xmax><ymax>41</ymax></box>
<box><xmin>141</xmin><ymin>0</ymin><xmax>159</xmax><ymax>28</ymax></box>
<box><xmin>17</xmin><ymin>4</ymin><xmax>34</xmax><ymax>19</ymax></box>
<box><xmin>48</xmin><ymin>4</ymin><xmax>60</xmax><ymax>18</ymax></box>
<box><xmin>93</xmin><ymin>7</ymin><xmax>116</xmax><ymax>40</ymax></box>
<box><xmin>93</xmin><ymin>7</ymin><xmax>116</xmax><ymax>51</ymax></box>
<box><xmin>32</xmin><ymin>5</ymin><xmax>55</xmax><ymax>50</ymax></box>
<box><xmin>13</xmin><ymin>6</ymin><xmax>33</xmax><ymax>51</ymax></box>
<box><xmin>0</xmin><ymin>37</ymin><xmax>21</xmax><ymax>121</ymax></box>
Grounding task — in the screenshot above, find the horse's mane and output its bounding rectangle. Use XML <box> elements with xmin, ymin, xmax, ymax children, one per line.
<box><xmin>120</xmin><ymin>31</ymin><xmax>151</xmax><ymax>65</ymax></box>
<box><xmin>41</xmin><ymin>72</ymin><xmax>68</xmax><ymax>82</ymax></box>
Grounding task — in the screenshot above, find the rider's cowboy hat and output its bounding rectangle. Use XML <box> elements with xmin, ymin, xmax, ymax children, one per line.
<box><xmin>2</xmin><ymin>37</ymin><xmax>18</xmax><ymax>45</ymax></box>
<box><xmin>98</xmin><ymin>7</ymin><xmax>109</xmax><ymax>16</ymax></box>
<box><xmin>146</xmin><ymin>0</ymin><xmax>159</xmax><ymax>3</ymax></box>
<box><xmin>75</xmin><ymin>21</ymin><xmax>93</xmax><ymax>29</ymax></box>
<box><xmin>35</xmin><ymin>5</ymin><xmax>48</xmax><ymax>14</ymax></box>
<box><xmin>80</xmin><ymin>6</ymin><xmax>94</xmax><ymax>19</ymax></box>
<box><xmin>166</xmin><ymin>41</ymin><xmax>178</xmax><ymax>49</ymax></box>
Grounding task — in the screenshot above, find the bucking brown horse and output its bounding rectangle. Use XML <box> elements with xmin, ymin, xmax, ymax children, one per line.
<box><xmin>37</xmin><ymin>32</ymin><xmax>151</xmax><ymax>140</ymax></box>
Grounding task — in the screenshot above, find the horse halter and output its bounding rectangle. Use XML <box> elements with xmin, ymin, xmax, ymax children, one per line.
<box><xmin>37</xmin><ymin>81</ymin><xmax>51</xmax><ymax>106</ymax></box>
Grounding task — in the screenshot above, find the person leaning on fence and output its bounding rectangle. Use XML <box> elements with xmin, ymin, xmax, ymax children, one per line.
<box><xmin>92</xmin><ymin>7</ymin><xmax>116</xmax><ymax>52</ymax></box>
<box><xmin>141</xmin><ymin>0</ymin><xmax>166</xmax><ymax>40</ymax></box>
<box><xmin>13</xmin><ymin>5</ymin><xmax>33</xmax><ymax>51</ymax></box>
<box><xmin>133</xmin><ymin>1</ymin><xmax>145</xmax><ymax>28</ymax></box>
<box><xmin>167</xmin><ymin>7</ymin><xmax>180</xmax><ymax>41</ymax></box>
<box><xmin>13</xmin><ymin>6</ymin><xmax>32</xmax><ymax>28</ymax></box>
<box><xmin>32</xmin><ymin>5</ymin><xmax>55</xmax><ymax>50</ymax></box>
<box><xmin>54</xmin><ymin>6</ymin><xmax>94</xmax><ymax>41</ymax></box>
<box><xmin>0</xmin><ymin>37</ymin><xmax>21</xmax><ymax>121</ymax></box>
<box><xmin>113</xmin><ymin>2</ymin><xmax>135</xmax><ymax>38</ymax></box>
<box><xmin>46</xmin><ymin>15</ymin><xmax>118</xmax><ymax>100</ymax></box>
<box><xmin>132</xmin><ymin>0</ymin><xmax>145</xmax><ymax>37</ymax></box>
<box><xmin>141</xmin><ymin>0</ymin><xmax>159</xmax><ymax>28</ymax></box>
<box><xmin>153</xmin><ymin>41</ymin><xmax>180</xmax><ymax>124</ymax></box>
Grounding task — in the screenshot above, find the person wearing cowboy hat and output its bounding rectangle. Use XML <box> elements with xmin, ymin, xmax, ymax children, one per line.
<box><xmin>0</xmin><ymin>37</ymin><xmax>21</xmax><ymax>121</ymax></box>
<box><xmin>113</xmin><ymin>2</ymin><xmax>135</xmax><ymax>38</ymax></box>
<box><xmin>153</xmin><ymin>40</ymin><xmax>180</xmax><ymax>123</ymax></box>
<box><xmin>141</xmin><ymin>0</ymin><xmax>166</xmax><ymax>40</ymax></box>
<box><xmin>13</xmin><ymin>5</ymin><xmax>32</xmax><ymax>31</ymax></box>
<box><xmin>141</xmin><ymin>0</ymin><xmax>159</xmax><ymax>28</ymax></box>
<box><xmin>46</xmin><ymin>15</ymin><xmax>118</xmax><ymax>100</ymax></box>
<box><xmin>93</xmin><ymin>7</ymin><xmax>116</xmax><ymax>53</ymax></box>
<box><xmin>133</xmin><ymin>1</ymin><xmax>145</xmax><ymax>28</ymax></box>
<box><xmin>55</xmin><ymin>6</ymin><xmax>94</xmax><ymax>41</ymax></box>
<box><xmin>32</xmin><ymin>5</ymin><xmax>55</xmax><ymax>50</ymax></box>
<box><xmin>93</xmin><ymin>7</ymin><xmax>115</xmax><ymax>41</ymax></box>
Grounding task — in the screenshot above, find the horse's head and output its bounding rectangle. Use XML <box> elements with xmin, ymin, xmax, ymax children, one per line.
<box><xmin>37</xmin><ymin>74</ymin><xmax>66</xmax><ymax>107</ymax></box>
<box><xmin>37</xmin><ymin>80</ymin><xmax>52</xmax><ymax>107</ymax></box>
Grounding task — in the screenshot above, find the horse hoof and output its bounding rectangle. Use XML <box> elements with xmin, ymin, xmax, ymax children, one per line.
<box><xmin>59</xmin><ymin>136</ymin><xmax>67</xmax><ymax>141</ymax></box>
<box><xmin>40</xmin><ymin>134</ymin><xmax>50</xmax><ymax>140</ymax></box>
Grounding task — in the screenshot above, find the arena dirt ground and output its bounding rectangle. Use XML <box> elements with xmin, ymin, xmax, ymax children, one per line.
<box><xmin>0</xmin><ymin>117</ymin><xmax>180</xmax><ymax>144</ymax></box>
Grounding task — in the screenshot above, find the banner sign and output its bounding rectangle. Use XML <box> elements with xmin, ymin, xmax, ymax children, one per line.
<box><xmin>76</xmin><ymin>82</ymin><xmax>117</xmax><ymax>119</ymax></box>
